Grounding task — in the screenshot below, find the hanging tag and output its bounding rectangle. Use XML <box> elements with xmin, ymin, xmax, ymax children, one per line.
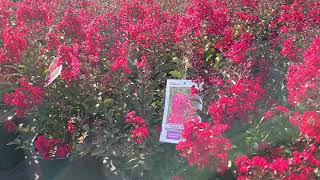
<box><xmin>160</xmin><ymin>79</ymin><xmax>202</xmax><ymax>143</ymax></box>
<box><xmin>44</xmin><ymin>57</ymin><xmax>62</xmax><ymax>87</ymax></box>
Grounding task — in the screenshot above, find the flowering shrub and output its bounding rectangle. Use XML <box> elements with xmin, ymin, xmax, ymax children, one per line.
<box><xmin>0</xmin><ymin>0</ymin><xmax>319</xmax><ymax>179</ymax></box>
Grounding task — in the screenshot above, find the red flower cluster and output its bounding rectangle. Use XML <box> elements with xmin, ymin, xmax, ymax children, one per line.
<box><xmin>34</xmin><ymin>134</ymin><xmax>71</xmax><ymax>159</ymax></box>
<box><xmin>15</xmin><ymin>0</ymin><xmax>55</xmax><ymax>27</ymax></box>
<box><xmin>176</xmin><ymin>119</ymin><xmax>231</xmax><ymax>171</ymax></box>
<box><xmin>289</xmin><ymin>111</ymin><xmax>320</xmax><ymax>143</ymax></box>
<box><xmin>269</xmin><ymin>0</ymin><xmax>317</xmax><ymax>33</ymax></box>
<box><xmin>3</xmin><ymin>78</ymin><xmax>44</xmax><ymax>117</ymax></box>
<box><xmin>107</xmin><ymin>0</ymin><xmax>175</xmax><ymax>73</ymax></box>
<box><xmin>57</xmin><ymin>44</ymin><xmax>81</xmax><ymax>83</ymax></box>
<box><xmin>175</xmin><ymin>0</ymin><xmax>230</xmax><ymax>41</ymax></box>
<box><xmin>125</xmin><ymin>111</ymin><xmax>149</xmax><ymax>144</ymax></box>
<box><xmin>263</xmin><ymin>105</ymin><xmax>290</xmax><ymax>120</ymax></box>
<box><xmin>224</xmin><ymin>32</ymin><xmax>254</xmax><ymax>64</ymax></box>
<box><xmin>0</xmin><ymin>25</ymin><xmax>29</xmax><ymax>65</ymax></box>
<box><xmin>190</xmin><ymin>86</ymin><xmax>198</xmax><ymax>96</ymax></box>
<box><xmin>235</xmin><ymin>145</ymin><xmax>320</xmax><ymax>180</ymax></box>
<box><xmin>263</xmin><ymin>110</ymin><xmax>273</xmax><ymax>120</ymax></box>
<box><xmin>67</xmin><ymin>119</ymin><xmax>76</xmax><ymax>134</ymax></box>
<box><xmin>240</xmin><ymin>0</ymin><xmax>258</xmax><ymax>8</ymax></box>
<box><xmin>287</xmin><ymin>37</ymin><xmax>320</xmax><ymax>106</ymax></box>
<box><xmin>281</xmin><ymin>37</ymin><xmax>299</xmax><ymax>61</ymax></box>
<box><xmin>208</xmin><ymin>79</ymin><xmax>265</xmax><ymax>125</ymax></box>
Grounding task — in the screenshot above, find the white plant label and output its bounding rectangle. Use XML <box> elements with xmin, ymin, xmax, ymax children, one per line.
<box><xmin>44</xmin><ymin>57</ymin><xmax>62</xmax><ymax>87</ymax></box>
<box><xmin>160</xmin><ymin>79</ymin><xmax>202</xmax><ymax>143</ymax></box>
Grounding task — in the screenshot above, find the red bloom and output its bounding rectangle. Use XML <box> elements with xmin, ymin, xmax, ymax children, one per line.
<box><xmin>125</xmin><ymin>111</ymin><xmax>145</xmax><ymax>124</ymax></box>
<box><xmin>208</xmin><ymin>80</ymin><xmax>265</xmax><ymax>125</ymax></box>
<box><xmin>55</xmin><ymin>144</ymin><xmax>71</xmax><ymax>158</ymax></box>
<box><xmin>153</xmin><ymin>125</ymin><xmax>162</xmax><ymax>133</ymax></box>
<box><xmin>269</xmin><ymin>157</ymin><xmax>289</xmax><ymax>173</ymax></box>
<box><xmin>190</xmin><ymin>86</ymin><xmax>198</xmax><ymax>96</ymax></box>
<box><xmin>251</xmin><ymin>156</ymin><xmax>268</xmax><ymax>169</ymax></box>
<box><xmin>299</xmin><ymin>111</ymin><xmax>320</xmax><ymax>141</ymax></box>
<box><xmin>2</xmin><ymin>120</ymin><xmax>16</xmax><ymax>133</ymax></box>
<box><xmin>67</xmin><ymin>119</ymin><xmax>76</xmax><ymax>133</ymax></box>
<box><xmin>3</xmin><ymin>78</ymin><xmax>44</xmax><ymax>118</ymax></box>
<box><xmin>263</xmin><ymin>110</ymin><xmax>273</xmax><ymax>120</ymax></box>
<box><xmin>275</xmin><ymin>106</ymin><xmax>290</xmax><ymax>113</ymax></box>
<box><xmin>224</xmin><ymin>33</ymin><xmax>253</xmax><ymax>64</ymax></box>
<box><xmin>136</xmin><ymin>55</ymin><xmax>148</xmax><ymax>69</ymax></box>
<box><xmin>240</xmin><ymin>0</ymin><xmax>258</xmax><ymax>8</ymax></box>
<box><xmin>131</xmin><ymin>125</ymin><xmax>149</xmax><ymax>144</ymax></box>
<box><xmin>281</xmin><ymin>37</ymin><xmax>299</xmax><ymax>61</ymax></box>
<box><xmin>34</xmin><ymin>134</ymin><xmax>70</xmax><ymax>159</ymax></box>
<box><xmin>57</xmin><ymin>44</ymin><xmax>81</xmax><ymax>83</ymax></box>
<box><xmin>176</xmin><ymin>119</ymin><xmax>231</xmax><ymax>169</ymax></box>
<box><xmin>125</xmin><ymin>111</ymin><xmax>149</xmax><ymax>144</ymax></box>
<box><xmin>235</xmin><ymin>155</ymin><xmax>251</xmax><ymax>173</ymax></box>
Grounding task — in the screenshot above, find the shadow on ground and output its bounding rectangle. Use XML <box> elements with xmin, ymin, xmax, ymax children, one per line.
<box><xmin>0</xmin><ymin>155</ymin><xmax>122</xmax><ymax>180</ymax></box>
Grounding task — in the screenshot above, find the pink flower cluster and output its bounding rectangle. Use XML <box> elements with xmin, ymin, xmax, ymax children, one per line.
<box><xmin>125</xmin><ymin>111</ymin><xmax>149</xmax><ymax>144</ymax></box>
<box><xmin>176</xmin><ymin>119</ymin><xmax>231</xmax><ymax>171</ymax></box>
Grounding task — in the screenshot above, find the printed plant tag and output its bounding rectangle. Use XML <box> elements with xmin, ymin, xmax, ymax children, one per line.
<box><xmin>160</xmin><ymin>79</ymin><xmax>202</xmax><ymax>143</ymax></box>
<box><xmin>44</xmin><ymin>57</ymin><xmax>62</xmax><ymax>87</ymax></box>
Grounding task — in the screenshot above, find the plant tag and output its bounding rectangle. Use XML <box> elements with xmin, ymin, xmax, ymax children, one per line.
<box><xmin>160</xmin><ymin>79</ymin><xmax>202</xmax><ymax>143</ymax></box>
<box><xmin>44</xmin><ymin>57</ymin><xmax>62</xmax><ymax>87</ymax></box>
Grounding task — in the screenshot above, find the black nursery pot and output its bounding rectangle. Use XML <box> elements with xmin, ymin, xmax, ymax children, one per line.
<box><xmin>0</xmin><ymin>124</ymin><xmax>25</xmax><ymax>170</ymax></box>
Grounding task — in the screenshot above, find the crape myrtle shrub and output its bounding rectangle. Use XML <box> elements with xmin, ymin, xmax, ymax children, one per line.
<box><xmin>0</xmin><ymin>0</ymin><xmax>319</xmax><ymax>179</ymax></box>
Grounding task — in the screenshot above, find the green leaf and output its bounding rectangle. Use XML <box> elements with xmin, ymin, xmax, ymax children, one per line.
<box><xmin>169</xmin><ymin>70</ymin><xmax>183</xmax><ymax>79</ymax></box>
<box><xmin>172</xmin><ymin>57</ymin><xmax>181</xmax><ymax>64</ymax></box>
<box><xmin>215</xmin><ymin>53</ymin><xmax>222</xmax><ymax>67</ymax></box>
<box><xmin>103</xmin><ymin>98</ymin><xmax>114</xmax><ymax>106</ymax></box>
<box><xmin>205</xmin><ymin>54</ymin><xmax>213</xmax><ymax>63</ymax></box>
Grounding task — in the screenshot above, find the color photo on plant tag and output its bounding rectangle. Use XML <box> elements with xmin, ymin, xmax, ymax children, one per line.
<box><xmin>160</xmin><ymin>79</ymin><xmax>202</xmax><ymax>143</ymax></box>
